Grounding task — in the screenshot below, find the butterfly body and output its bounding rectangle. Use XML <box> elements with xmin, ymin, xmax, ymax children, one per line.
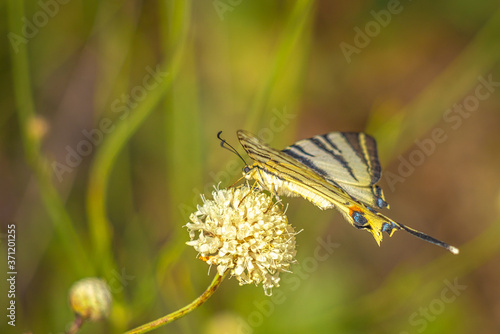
<box><xmin>237</xmin><ymin>129</ymin><xmax>459</xmax><ymax>254</ymax></box>
<box><xmin>244</xmin><ymin>155</ymin><xmax>396</xmax><ymax>245</ymax></box>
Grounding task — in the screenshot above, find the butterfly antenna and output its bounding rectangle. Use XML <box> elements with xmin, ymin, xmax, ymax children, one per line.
<box><xmin>217</xmin><ymin>131</ymin><xmax>248</xmax><ymax>165</ymax></box>
<box><xmin>397</xmin><ymin>223</ymin><xmax>459</xmax><ymax>255</ymax></box>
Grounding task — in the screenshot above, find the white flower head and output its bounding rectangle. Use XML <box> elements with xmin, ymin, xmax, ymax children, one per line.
<box><xmin>186</xmin><ymin>185</ymin><xmax>297</xmax><ymax>295</ymax></box>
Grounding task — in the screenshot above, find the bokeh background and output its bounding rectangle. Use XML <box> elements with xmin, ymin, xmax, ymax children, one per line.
<box><xmin>2</xmin><ymin>0</ymin><xmax>500</xmax><ymax>333</ymax></box>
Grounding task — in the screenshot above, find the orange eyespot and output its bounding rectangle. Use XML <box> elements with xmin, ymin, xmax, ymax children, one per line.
<box><xmin>348</xmin><ymin>205</ymin><xmax>362</xmax><ymax>217</ymax></box>
<box><xmin>349</xmin><ymin>205</ymin><xmax>368</xmax><ymax>227</ymax></box>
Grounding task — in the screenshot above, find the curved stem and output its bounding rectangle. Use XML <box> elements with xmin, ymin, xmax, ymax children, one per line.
<box><xmin>125</xmin><ymin>271</ymin><xmax>228</xmax><ymax>334</ymax></box>
<box><xmin>7</xmin><ymin>0</ymin><xmax>91</xmax><ymax>276</ymax></box>
<box><xmin>246</xmin><ymin>0</ymin><xmax>314</xmax><ymax>130</ymax></box>
<box><xmin>66</xmin><ymin>314</ymin><xmax>84</xmax><ymax>334</ymax></box>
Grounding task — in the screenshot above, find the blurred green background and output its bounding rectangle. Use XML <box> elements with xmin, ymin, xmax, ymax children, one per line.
<box><xmin>2</xmin><ymin>0</ymin><xmax>500</xmax><ymax>333</ymax></box>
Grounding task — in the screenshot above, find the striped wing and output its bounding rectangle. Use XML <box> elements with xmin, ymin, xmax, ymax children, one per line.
<box><xmin>237</xmin><ymin>130</ymin><xmax>349</xmax><ymax>209</ymax></box>
<box><xmin>236</xmin><ymin>130</ymin><xmax>459</xmax><ymax>254</ymax></box>
<box><xmin>282</xmin><ymin>132</ymin><xmax>388</xmax><ymax>209</ymax></box>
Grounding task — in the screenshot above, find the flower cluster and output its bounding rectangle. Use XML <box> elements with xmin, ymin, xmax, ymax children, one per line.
<box><xmin>186</xmin><ymin>185</ymin><xmax>297</xmax><ymax>295</ymax></box>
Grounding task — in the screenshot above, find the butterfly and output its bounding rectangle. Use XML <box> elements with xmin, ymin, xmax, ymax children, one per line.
<box><xmin>236</xmin><ymin>130</ymin><xmax>459</xmax><ymax>254</ymax></box>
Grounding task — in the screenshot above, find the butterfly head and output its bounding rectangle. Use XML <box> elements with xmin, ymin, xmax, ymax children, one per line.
<box><xmin>242</xmin><ymin>165</ymin><xmax>254</xmax><ymax>181</ymax></box>
<box><xmin>242</xmin><ymin>163</ymin><xmax>261</xmax><ymax>183</ymax></box>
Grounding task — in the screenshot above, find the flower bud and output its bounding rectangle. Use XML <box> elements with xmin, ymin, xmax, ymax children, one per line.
<box><xmin>69</xmin><ymin>278</ymin><xmax>112</xmax><ymax>321</ymax></box>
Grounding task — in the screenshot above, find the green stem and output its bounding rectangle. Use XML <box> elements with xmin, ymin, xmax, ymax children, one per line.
<box><xmin>125</xmin><ymin>272</ymin><xmax>228</xmax><ymax>334</ymax></box>
<box><xmin>86</xmin><ymin>0</ymin><xmax>191</xmax><ymax>276</ymax></box>
<box><xmin>246</xmin><ymin>0</ymin><xmax>314</xmax><ymax>130</ymax></box>
<box><xmin>7</xmin><ymin>0</ymin><xmax>91</xmax><ymax>276</ymax></box>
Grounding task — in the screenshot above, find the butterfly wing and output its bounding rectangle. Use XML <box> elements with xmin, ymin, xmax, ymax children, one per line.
<box><xmin>237</xmin><ymin>130</ymin><xmax>459</xmax><ymax>253</ymax></box>
<box><xmin>237</xmin><ymin>130</ymin><xmax>349</xmax><ymax>209</ymax></box>
<box><xmin>281</xmin><ymin>132</ymin><xmax>388</xmax><ymax>209</ymax></box>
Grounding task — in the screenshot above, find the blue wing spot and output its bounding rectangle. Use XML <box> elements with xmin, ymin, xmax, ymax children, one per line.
<box><xmin>373</xmin><ymin>186</ymin><xmax>388</xmax><ymax>208</ymax></box>
<box><xmin>377</xmin><ymin>198</ymin><xmax>388</xmax><ymax>209</ymax></box>
<box><xmin>352</xmin><ymin>211</ymin><xmax>368</xmax><ymax>226</ymax></box>
<box><xmin>381</xmin><ymin>222</ymin><xmax>396</xmax><ymax>234</ymax></box>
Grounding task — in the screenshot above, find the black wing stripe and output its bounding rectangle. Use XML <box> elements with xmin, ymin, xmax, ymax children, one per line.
<box><xmin>288</xmin><ymin>144</ymin><xmax>314</xmax><ymax>157</ymax></box>
<box><xmin>340</xmin><ymin>132</ymin><xmax>367</xmax><ymax>164</ymax></box>
<box><xmin>282</xmin><ymin>147</ymin><xmax>330</xmax><ymax>178</ymax></box>
<box><xmin>312</xmin><ymin>136</ymin><xmax>358</xmax><ymax>182</ymax></box>
<box><xmin>340</xmin><ymin>132</ymin><xmax>381</xmax><ymax>185</ymax></box>
<box><xmin>319</xmin><ymin>134</ymin><xmax>341</xmax><ymax>152</ymax></box>
<box><xmin>361</xmin><ymin>134</ymin><xmax>382</xmax><ymax>184</ymax></box>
